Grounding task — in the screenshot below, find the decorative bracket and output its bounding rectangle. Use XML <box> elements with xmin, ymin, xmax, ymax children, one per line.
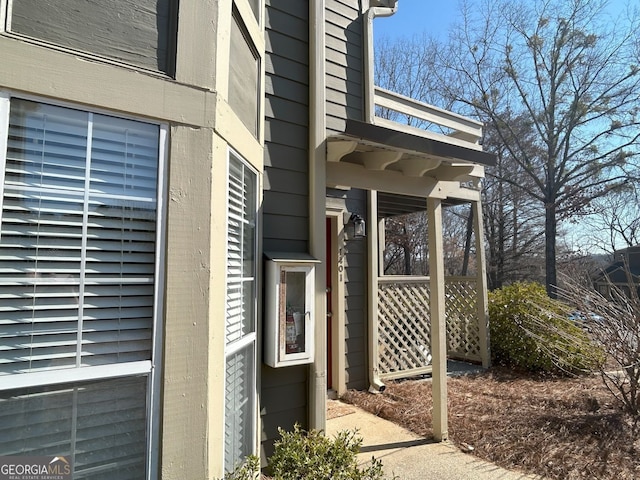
<box><xmin>327</xmin><ymin>140</ymin><xmax>357</xmax><ymax>162</ymax></box>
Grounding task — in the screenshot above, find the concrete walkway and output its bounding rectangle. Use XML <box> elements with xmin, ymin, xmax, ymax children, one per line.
<box><xmin>326</xmin><ymin>401</ymin><xmax>542</xmax><ymax>480</ymax></box>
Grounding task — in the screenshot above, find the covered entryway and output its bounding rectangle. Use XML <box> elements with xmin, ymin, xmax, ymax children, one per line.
<box><xmin>325</xmin><ymin>118</ymin><xmax>495</xmax><ymax>441</ymax></box>
<box><xmin>374</xmin><ymin>192</ymin><xmax>489</xmax><ymax>382</ymax></box>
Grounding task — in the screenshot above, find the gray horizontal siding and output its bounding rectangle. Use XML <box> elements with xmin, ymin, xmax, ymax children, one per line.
<box><xmin>327</xmin><ymin>60</ymin><xmax>362</xmax><ymax>84</ymax></box>
<box><xmin>265</xmin><ymin>54</ymin><xmax>309</xmax><ymax>87</ymax></box>
<box><xmin>326</xmin><ymin>12</ymin><xmax>362</xmax><ymax>44</ymax></box>
<box><xmin>267</xmin><ymin>30</ymin><xmax>308</xmax><ymax>65</ymax></box>
<box><xmin>266</xmin><ymin>5</ymin><xmax>308</xmax><ymax>41</ymax></box>
<box><xmin>327</xmin><ymin>76</ymin><xmax>364</xmax><ymax>110</ymax></box>
<box><xmin>326</xmin><ymin>187</ymin><xmax>368</xmax><ymax>391</ymax></box>
<box><xmin>264</xmin><ymin>143</ymin><xmax>308</xmax><ymax>172</ymax></box>
<box><xmin>263</xmin><ymin>166</ymin><xmax>308</xmax><ymax>194</ymax></box>
<box><xmin>266</xmin><ymin>0</ymin><xmax>309</xmax><ymax>20</ymax></box>
<box><xmin>262</xmin><ymin>214</ymin><xmax>309</xmax><ymax>242</ymax></box>
<box><xmin>264</xmin><ymin>118</ymin><xmax>308</xmax><ymax>150</ymax></box>
<box><xmin>325</xmin><ymin>0</ymin><xmax>364</xmax><ymax>135</ymax></box>
<box><xmin>260</xmin><ymin>365</ymin><xmax>308</xmax><ymax>458</ymax></box>
<box><xmin>265</xmin><ymin>96</ymin><xmax>309</xmax><ymax>128</ymax></box>
<box><xmin>261</xmin><ymin>0</ymin><xmax>310</xmax><ymax>456</ymax></box>
<box><xmin>262</xmin><ymin>191</ymin><xmax>308</xmax><ymax>217</ymax></box>
<box><xmin>266</xmin><ymin>75</ymin><xmax>309</xmax><ymax>105</ymax></box>
<box><xmin>346</xmin><ymin>336</ymin><xmax>366</xmax><ymax>355</ymax></box>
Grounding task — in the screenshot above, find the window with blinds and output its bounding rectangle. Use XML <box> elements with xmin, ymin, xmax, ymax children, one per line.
<box><xmin>0</xmin><ymin>95</ymin><xmax>163</xmax><ymax>479</ymax></box>
<box><xmin>0</xmin><ymin>376</ymin><xmax>148</xmax><ymax>479</ymax></box>
<box><xmin>224</xmin><ymin>150</ymin><xmax>258</xmax><ymax>473</ymax></box>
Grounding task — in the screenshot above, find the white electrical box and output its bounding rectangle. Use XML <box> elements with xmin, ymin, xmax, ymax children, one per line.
<box><xmin>264</xmin><ymin>253</ymin><xmax>319</xmax><ymax>367</ymax></box>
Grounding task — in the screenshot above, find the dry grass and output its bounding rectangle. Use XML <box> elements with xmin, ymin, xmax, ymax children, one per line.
<box><xmin>343</xmin><ymin>368</ymin><xmax>640</xmax><ymax>479</ymax></box>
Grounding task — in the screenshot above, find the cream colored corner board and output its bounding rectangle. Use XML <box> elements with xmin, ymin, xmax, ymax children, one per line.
<box><xmin>0</xmin><ymin>1</ymin><xmax>7</xmax><ymax>33</ymax></box>
<box><xmin>214</xmin><ymin>96</ymin><xmax>263</xmax><ymax>171</ymax></box>
<box><xmin>235</xmin><ymin>0</ymin><xmax>265</xmax><ymax>42</ymax></box>
<box><xmin>0</xmin><ymin>38</ymin><xmax>216</xmax><ymax>127</ymax></box>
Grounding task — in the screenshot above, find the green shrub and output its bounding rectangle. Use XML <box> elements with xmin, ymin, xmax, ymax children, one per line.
<box><xmin>267</xmin><ymin>424</ymin><xmax>390</xmax><ymax>480</ymax></box>
<box><xmin>488</xmin><ymin>282</ymin><xmax>601</xmax><ymax>374</ymax></box>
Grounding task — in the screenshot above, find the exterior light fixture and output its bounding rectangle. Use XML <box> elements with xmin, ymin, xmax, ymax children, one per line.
<box><xmin>344</xmin><ymin>212</ymin><xmax>366</xmax><ymax>239</ymax></box>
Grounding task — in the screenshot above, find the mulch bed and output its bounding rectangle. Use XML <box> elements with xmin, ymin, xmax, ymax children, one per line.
<box><xmin>342</xmin><ymin>367</ymin><xmax>640</xmax><ymax>479</ymax></box>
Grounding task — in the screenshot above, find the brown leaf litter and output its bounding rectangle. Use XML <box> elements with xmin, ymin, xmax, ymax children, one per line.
<box><xmin>342</xmin><ymin>367</ymin><xmax>640</xmax><ymax>480</ymax></box>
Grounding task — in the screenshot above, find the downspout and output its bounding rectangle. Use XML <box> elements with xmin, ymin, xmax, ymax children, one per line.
<box><xmin>363</xmin><ymin>1</ymin><xmax>397</xmax><ymax>394</ymax></box>
<box><xmin>363</xmin><ymin>1</ymin><xmax>398</xmax><ymax>123</ymax></box>
<box><xmin>308</xmin><ymin>0</ymin><xmax>327</xmax><ymax>431</ymax></box>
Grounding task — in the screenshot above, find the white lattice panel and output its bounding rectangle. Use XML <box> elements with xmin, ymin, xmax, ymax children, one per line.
<box><xmin>377</xmin><ymin>277</ymin><xmax>482</xmax><ymax>380</ymax></box>
<box><xmin>378</xmin><ymin>280</ymin><xmax>432</xmax><ymax>376</ymax></box>
<box><xmin>445</xmin><ymin>279</ymin><xmax>481</xmax><ymax>361</ymax></box>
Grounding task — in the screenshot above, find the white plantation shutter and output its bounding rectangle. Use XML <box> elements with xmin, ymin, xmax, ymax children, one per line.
<box><xmin>224</xmin><ymin>343</ymin><xmax>255</xmax><ymax>471</ymax></box>
<box><xmin>224</xmin><ymin>151</ymin><xmax>257</xmax><ymax>472</ymax></box>
<box><xmin>0</xmin><ymin>96</ymin><xmax>163</xmax><ymax>479</ymax></box>
<box><xmin>0</xmin><ymin>99</ymin><xmax>158</xmax><ymax>374</ymax></box>
<box><xmin>226</xmin><ymin>156</ymin><xmax>256</xmax><ymax>345</ymax></box>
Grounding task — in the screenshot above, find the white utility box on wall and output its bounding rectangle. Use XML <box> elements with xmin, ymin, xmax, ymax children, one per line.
<box><xmin>264</xmin><ymin>253</ymin><xmax>319</xmax><ymax>367</ymax></box>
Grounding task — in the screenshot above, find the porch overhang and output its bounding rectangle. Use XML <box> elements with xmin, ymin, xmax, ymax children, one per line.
<box><xmin>327</xmin><ymin>119</ymin><xmax>496</xmax><ymax>195</ymax></box>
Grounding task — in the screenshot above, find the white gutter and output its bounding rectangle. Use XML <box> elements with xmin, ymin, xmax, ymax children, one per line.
<box><xmin>308</xmin><ymin>0</ymin><xmax>327</xmax><ymax>431</ymax></box>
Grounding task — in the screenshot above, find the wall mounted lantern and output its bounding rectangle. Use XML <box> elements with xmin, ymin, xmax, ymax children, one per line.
<box><xmin>344</xmin><ymin>212</ymin><xmax>366</xmax><ymax>239</ymax></box>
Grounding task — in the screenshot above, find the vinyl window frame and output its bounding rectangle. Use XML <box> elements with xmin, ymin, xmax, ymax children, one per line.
<box><xmin>223</xmin><ymin>146</ymin><xmax>260</xmax><ymax>473</ymax></box>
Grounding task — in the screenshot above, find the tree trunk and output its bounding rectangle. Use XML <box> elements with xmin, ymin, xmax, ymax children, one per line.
<box><xmin>496</xmin><ymin>212</ymin><xmax>505</xmax><ymax>289</ymax></box>
<box><xmin>461</xmin><ymin>206</ymin><xmax>474</xmax><ymax>276</ymax></box>
<box><xmin>545</xmin><ymin>202</ymin><xmax>557</xmax><ymax>298</ymax></box>
<box><xmin>403</xmin><ymin>244</ymin><xmax>412</xmax><ymax>275</ymax></box>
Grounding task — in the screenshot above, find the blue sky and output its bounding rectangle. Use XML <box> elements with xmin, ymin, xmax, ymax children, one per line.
<box><xmin>374</xmin><ymin>0</ymin><xmax>631</xmax><ymax>43</ymax></box>
<box><xmin>374</xmin><ymin>1</ymin><xmax>459</xmax><ymax>42</ymax></box>
<box><xmin>372</xmin><ymin>0</ymin><xmax>635</xmax><ymax>254</ymax></box>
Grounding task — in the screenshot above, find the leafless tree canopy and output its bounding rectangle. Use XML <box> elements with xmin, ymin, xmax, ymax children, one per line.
<box><xmin>580</xmin><ymin>184</ymin><xmax>640</xmax><ymax>253</ymax></box>
<box><xmin>383</xmin><ymin>206</ymin><xmax>477</xmax><ymax>277</ymax></box>
<box><xmin>375</xmin><ymin>0</ymin><xmax>640</xmax><ymax>294</ymax></box>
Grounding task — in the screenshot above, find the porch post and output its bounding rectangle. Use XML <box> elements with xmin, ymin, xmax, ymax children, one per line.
<box><xmin>367</xmin><ymin>190</ymin><xmax>385</xmax><ymax>392</ymax></box>
<box><xmin>427</xmin><ymin>196</ymin><xmax>448</xmax><ymax>441</ymax></box>
<box><xmin>472</xmin><ymin>199</ymin><xmax>491</xmax><ymax>368</ymax></box>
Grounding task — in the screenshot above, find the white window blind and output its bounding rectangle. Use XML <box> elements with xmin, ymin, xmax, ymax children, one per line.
<box><xmin>224</xmin><ymin>151</ymin><xmax>257</xmax><ymax>473</ymax></box>
<box><xmin>0</xmin><ymin>376</ymin><xmax>148</xmax><ymax>479</ymax></box>
<box><xmin>0</xmin><ymin>96</ymin><xmax>163</xmax><ymax>480</ymax></box>
<box><xmin>0</xmin><ymin>99</ymin><xmax>159</xmax><ymax>374</ymax></box>
<box><xmin>224</xmin><ymin>343</ymin><xmax>255</xmax><ymax>472</ymax></box>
